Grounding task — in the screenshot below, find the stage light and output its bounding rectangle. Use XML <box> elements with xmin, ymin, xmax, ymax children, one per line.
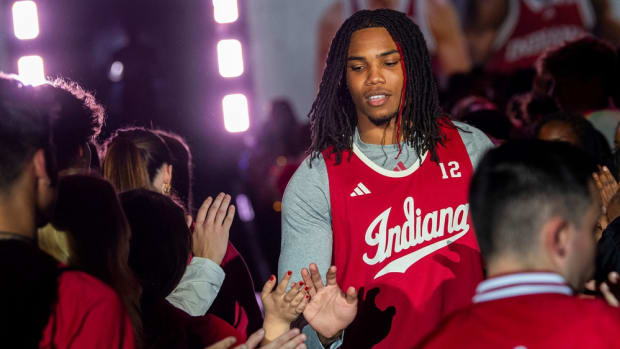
<box><xmin>223</xmin><ymin>93</ymin><xmax>249</xmax><ymax>133</ymax></box>
<box><xmin>108</xmin><ymin>61</ymin><xmax>124</xmax><ymax>82</ymax></box>
<box><xmin>17</xmin><ymin>55</ymin><xmax>45</xmax><ymax>86</ymax></box>
<box><xmin>217</xmin><ymin>39</ymin><xmax>244</xmax><ymax>78</ymax></box>
<box><xmin>12</xmin><ymin>1</ymin><xmax>39</xmax><ymax>40</ymax></box>
<box><xmin>213</xmin><ymin>0</ymin><xmax>238</xmax><ymax>24</ymax></box>
<box><xmin>235</xmin><ymin>194</ymin><xmax>255</xmax><ymax>222</ymax></box>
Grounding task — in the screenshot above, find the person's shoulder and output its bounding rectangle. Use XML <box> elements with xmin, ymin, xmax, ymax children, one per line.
<box><xmin>452</xmin><ymin>121</ymin><xmax>491</xmax><ymax>143</ymax></box>
<box><xmin>451</xmin><ymin>121</ymin><xmax>494</xmax><ymax>167</ymax></box>
<box><xmin>418</xmin><ymin>304</ymin><xmax>478</xmax><ymax>348</ymax></box>
<box><xmin>57</xmin><ymin>270</ymin><xmax>120</xmax><ymax>305</ymax></box>
<box><xmin>285</xmin><ymin>154</ymin><xmax>327</xmax><ymax>192</ymax></box>
<box><xmin>282</xmin><ymin>153</ymin><xmax>331</xmax><ymax>216</ymax></box>
<box><xmin>575</xmin><ymin>297</ymin><xmax>620</xmax><ymax>326</ymax></box>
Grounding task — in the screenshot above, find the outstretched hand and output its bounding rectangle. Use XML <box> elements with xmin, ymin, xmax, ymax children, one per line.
<box><xmin>192</xmin><ymin>193</ymin><xmax>235</xmax><ymax>265</ymax></box>
<box><xmin>261</xmin><ymin>272</ymin><xmax>309</xmax><ymax>342</ymax></box>
<box><xmin>593</xmin><ymin>166</ymin><xmax>618</xmax><ymax>211</ymax></box>
<box><xmin>301</xmin><ymin>264</ymin><xmax>358</xmax><ymax>339</ymax></box>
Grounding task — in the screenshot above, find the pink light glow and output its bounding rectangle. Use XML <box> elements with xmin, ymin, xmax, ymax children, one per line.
<box><xmin>17</xmin><ymin>55</ymin><xmax>45</xmax><ymax>86</ymax></box>
<box><xmin>217</xmin><ymin>39</ymin><xmax>244</xmax><ymax>78</ymax></box>
<box><xmin>223</xmin><ymin>93</ymin><xmax>249</xmax><ymax>133</ymax></box>
<box><xmin>213</xmin><ymin>0</ymin><xmax>239</xmax><ymax>24</ymax></box>
<box><xmin>12</xmin><ymin>1</ymin><xmax>39</xmax><ymax>40</ymax></box>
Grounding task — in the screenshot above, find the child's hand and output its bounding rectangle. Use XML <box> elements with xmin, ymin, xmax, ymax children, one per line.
<box><xmin>260</xmin><ymin>271</ymin><xmax>309</xmax><ymax>343</ymax></box>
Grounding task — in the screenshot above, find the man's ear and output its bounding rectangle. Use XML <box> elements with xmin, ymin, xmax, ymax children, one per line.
<box><xmin>164</xmin><ymin>164</ymin><xmax>173</xmax><ymax>185</ymax></box>
<box><xmin>541</xmin><ymin>216</ymin><xmax>570</xmax><ymax>264</ymax></box>
<box><xmin>32</xmin><ymin>149</ymin><xmax>50</xmax><ymax>184</ymax></box>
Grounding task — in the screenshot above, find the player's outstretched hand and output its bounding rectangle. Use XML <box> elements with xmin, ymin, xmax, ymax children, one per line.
<box><xmin>301</xmin><ymin>264</ymin><xmax>357</xmax><ymax>339</ymax></box>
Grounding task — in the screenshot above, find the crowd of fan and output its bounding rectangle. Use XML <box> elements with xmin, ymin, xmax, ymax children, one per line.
<box><xmin>2</xmin><ymin>29</ymin><xmax>620</xmax><ymax>349</ymax></box>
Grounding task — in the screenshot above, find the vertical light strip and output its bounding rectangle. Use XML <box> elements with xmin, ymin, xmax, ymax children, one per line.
<box><xmin>223</xmin><ymin>93</ymin><xmax>249</xmax><ymax>133</ymax></box>
<box><xmin>12</xmin><ymin>1</ymin><xmax>40</xmax><ymax>40</ymax></box>
<box><xmin>213</xmin><ymin>0</ymin><xmax>239</xmax><ymax>24</ymax></box>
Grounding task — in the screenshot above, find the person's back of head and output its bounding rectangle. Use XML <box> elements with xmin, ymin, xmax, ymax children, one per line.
<box><xmin>153</xmin><ymin>130</ymin><xmax>193</xmax><ymax>212</ymax></box>
<box><xmin>0</xmin><ymin>74</ymin><xmax>60</xmax><ymax>348</ymax></box>
<box><xmin>50</xmin><ymin>174</ymin><xmax>142</xmax><ymax>342</ymax></box>
<box><xmin>0</xmin><ymin>75</ymin><xmax>58</xmax><ymax>199</ymax></box>
<box><xmin>120</xmin><ymin>189</ymin><xmax>191</xmax><ymax>348</ymax></box>
<box><xmin>120</xmin><ymin>189</ymin><xmax>190</xmax><ymax>300</ymax></box>
<box><xmin>536</xmin><ymin>111</ymin><xmax>615</xmax><ymax>172</ymax></box>
<box><xmin>103</xmin><ymin>127</ymin><xmax>172</xmax><ymax>193</ymax></box>
<box><xmin>470</xmin><ymin>140</ymin><xmax>599</xmax><ymax>290</ymax></box>
<box><xmin>48</xmin><ymin>78</ymin><xmax>104</xmax><ymax>172</ymax></box>
<box><xmin>538</xmin><ymin>36</ymin><xmax>617</xmax><ymax>112</ymax></box>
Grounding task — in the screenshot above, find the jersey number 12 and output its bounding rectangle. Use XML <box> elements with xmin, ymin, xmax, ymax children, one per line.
<box><xmin>439</xmin><ymin>161</ymin><xmax>461</xmax><ymax>179</ymax></box>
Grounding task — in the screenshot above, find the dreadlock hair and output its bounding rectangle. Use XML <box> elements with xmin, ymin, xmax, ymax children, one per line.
<box><xmin>309</xmin><ymin>8</ymin><xmax>444</xmax><ymax>165</ymax></box>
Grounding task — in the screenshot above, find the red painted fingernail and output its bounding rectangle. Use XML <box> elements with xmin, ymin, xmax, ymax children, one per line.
<box><xmin>299</xmin><ymin>281</ymin><xmax>304</xmax><ymax>286</ymax></box>
<box><xmin>306</xmin><ymin>295</ymin><xmax>310</xmax><ymax>299</ymax></box>
<box><xmin>305</xmin><ymin>286</ymin><xmax>309</xmax><ymax>291</ymax></box>
<box><xmin>287</xmin><ymin>271</ymin><xmax>292</xmax><ymax>276</ymax></box>
<box><xmin>270</xmin><ymin>275</ymin><xmax>275</xmax><ymax>281</ymax></box>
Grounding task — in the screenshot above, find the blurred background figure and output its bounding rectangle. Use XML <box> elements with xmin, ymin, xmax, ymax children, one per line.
<box><xmin>317</xmin><ymin>0</ymin><xmax>471</xmax><ymax>82</ymax></box>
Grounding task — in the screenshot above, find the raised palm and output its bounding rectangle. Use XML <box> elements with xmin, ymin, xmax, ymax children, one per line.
<box><xmin>301</xmin><ymin>264</ymin><xmax>358</xmax><ymax>338</ymax></box>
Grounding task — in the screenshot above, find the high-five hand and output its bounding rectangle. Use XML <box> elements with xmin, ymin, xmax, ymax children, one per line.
<box><xmin>193</xmin><ymin>193</ymin><xmax>235</xmax><ymax>265</ymax></box>
<box><xmin>301</xmin><ymin>264</ymin><xmax>357</xmax><ymax>339</ymax></box>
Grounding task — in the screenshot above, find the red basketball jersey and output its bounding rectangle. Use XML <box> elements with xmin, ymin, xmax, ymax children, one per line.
<box><xmin>419</xmin><ymin>272</ymin><xmax>620</xmax><ymax>349</ymax></box>
<box><xmin>323</xmin><ymin>122</ymin><xmax>483</xmax><ymax>348</ymax></box>
<box><xmin>486</xmin><ymin>0</ymin><xmax>594</xmax><ymax>73</ymax></box>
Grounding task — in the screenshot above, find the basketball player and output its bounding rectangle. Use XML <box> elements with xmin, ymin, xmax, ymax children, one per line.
<box><xmin>467</xmin><ymin>0</ymin><xmax>620</xmax><ymax>73</ymax></box>
<box><xmin>316</xmin><ymin>0</ymin><xmax>471</xmax><ymax>82</ymax></box>
<box><xmin>419</xmin><ymin>140</ymin><xmax>620</xmax><ymax>348</ymax></box>
<box><xmin>280</xmin><ymin>9</ymin><xmax>492</xmax><ymax>348</ymax></box>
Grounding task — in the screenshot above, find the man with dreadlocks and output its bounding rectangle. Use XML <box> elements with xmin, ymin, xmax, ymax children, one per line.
<box><xmin>279</xmin><ymin>9</ymin><xmax>493</xmax><ymax>349</ymax></box>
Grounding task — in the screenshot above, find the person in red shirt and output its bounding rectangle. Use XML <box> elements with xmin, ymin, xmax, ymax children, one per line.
<box><xmin>419</xmin><ymin>140</ymin><xmax>620</xmax><ymax>348</ymax></box>
<box><xmin>0</xmin><ymin>74</ymin><xmax>134</xmax><ymax>348</ymax></box>
<box><xmin>466</xmin><ymin>0</ymin><xmax>620</xmax><ymax>73</ymax></box>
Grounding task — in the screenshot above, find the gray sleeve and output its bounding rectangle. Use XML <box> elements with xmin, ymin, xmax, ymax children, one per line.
<box><xmin>166</xmin><ymin>257</ymin><xmax>225</xmax><ymax>316</ymax></box>
<box><xmin>279</xmin><ymin>155</ymin><xmax>333</xmax><ymax>349</ymax></box>
<box><xmin>454</xmin><ymin>121</ymin><xmax>495</xmax><ymax>168</ymax></box>
<box><xmin>278</xmin><ymin>155</ymin><xmax>333</xmax><ymax>283</ymax></box>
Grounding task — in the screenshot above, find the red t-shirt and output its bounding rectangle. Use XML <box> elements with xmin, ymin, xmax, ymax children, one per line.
<box><xmin>420</xmin><ymin>272</ymin><xmax>620</xmax><ymax>349</ymax></box>
<box><xmin>486</xmin><ymin>0</ymin><xmax>594</xmax><ymax>73</ymax></box>
<box><xmin>323</xmin><ymin>121</ymin><xmax>483</xmax><ymax>348</ymax></box>
<box><xmin>40</xmin><ymin>271</ymin><xmax>134</xmax><ymax>349</ymax></box>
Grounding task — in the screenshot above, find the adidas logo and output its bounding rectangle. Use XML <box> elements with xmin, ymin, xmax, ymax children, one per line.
<box><xmin>350</xmin><ymin>182</ymin><xmax>371</xmax><ymax>197</ymax></box>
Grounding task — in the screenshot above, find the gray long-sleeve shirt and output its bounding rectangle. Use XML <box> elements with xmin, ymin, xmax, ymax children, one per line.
<box><xmin>278</xmin><ymin>122</ymin><xmax>493</xmax><ymax>348</ymax></box>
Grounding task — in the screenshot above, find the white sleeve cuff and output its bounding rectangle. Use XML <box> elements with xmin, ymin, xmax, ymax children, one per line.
<box><xmin>166</xmin><ymin>256</ymin><xmax>226</xmax><ymax>316</ymax></box>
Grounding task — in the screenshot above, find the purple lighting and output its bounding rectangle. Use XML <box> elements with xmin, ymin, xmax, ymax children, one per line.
<box><xmin>223</xmin><ymin>93</ymin><xmax>249</xmax><ymax>133</ymax></box>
